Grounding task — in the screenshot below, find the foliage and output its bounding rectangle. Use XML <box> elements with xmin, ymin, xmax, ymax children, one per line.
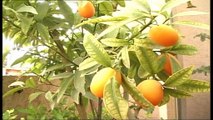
<box><xmin>3</xmin><ymin>0</ymin><xmax>210</xmax><ymax>119</ymax></box>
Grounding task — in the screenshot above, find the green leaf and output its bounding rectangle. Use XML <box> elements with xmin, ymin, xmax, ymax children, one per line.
<box><xmin>164</xmin><ymin>66</ymin><xmax>194</xmax><ymax>87</ymax></box>
<box><xmin>158</xmin><ymin>91</ymin><xmax>170</xmax><ymax>107</ymax></box>
<box><xmin>45</xmin><ymin>91</ymin><xmax>54</xmax><ymax>102</ymax></box>
<box><xmin>172</xmin><ymin>11</ymin><xmax>209</xmax><ymax>18</ymax></box>
<box><xmin>103</xmin><ymin>78</ymin><xmax>128</xmax><ymax>119</ymax></box>
<box><xmin>170</xmin><ymin>54</ymin><xmax>182</xmax><ymax>73</ymax></box>
<box><xmin>49</xmin><ymin>72</ymin><xmax>73</xmax><ymax>80</ymax></box>
<box><xmin>160</xmin><ymin>0</ymin><xmax>189</xmax><ymax>13</ymax></box>
<box><xmin>128</xmin><ymin>64</ymin><xmax>138</xmax><ymax>79</ymax></box>
<box><xmin>121</xmin><ymin>75</ymin><xmax>154</xmax><ymax>112</ymax></box>
<box><xmin>101</xmin><ymin>38</ymin><xmax>131</xmax><ymax>47</ymax></box>
<box><xmin>177</xmin><ymin>79</ymin><xmax>210</xmax><ymax>92</ymax></box>
<box><xmin>29</xmin><ymin>92</ymin><xmax>43</xmax><ymax>103</ymax></box>
<box><xmin>3</xmin><ymin>86</ymin><xmax>26</xmax><ymax>98</ymax></box>
<box><xmin>74</xmin><ymin>71</ymin><xmax>85</xmax><ymax>95</ymax></box>
<box><xmin>36</xmin><ymin>23</ymin><xmax>50</xmax><ymax>41</ymax></box>
<box><xmin>34</xmin><ymin>1</ymin><xmax>49</xmax><ymax>21</ymax></box>
<box><xmin>58</xmin><ymin>0</ymin><xmax>74</xmax><ymax>27</ymax></box>
<box><xmin>115</xmin><ymin>0</ymin><xmax>125</xmax><ymax>7</ymax></box>
<box><xmin>16</xmin><ymin>5</ymin><xmax>38</xmax><ymax>14</ymax></box>
<box><xmin>132</xmin><ymin>0</ymin><xmax>151</xmax><ymax>13</ymax></box>
<box><xmin>164</xmin><ymin>88</ymin><xmax>191</xmax><ymax>98</ymax></box>
<box><xmin>45</xmin><ymin>63</ymin><xmax>72</xmax><ymax>72</ymax></box>
<box><xmin>83</xmin><ymin>33</ymin><xmax>112</xmax><ymax>67</ymax></box>
<box><xmin>172</xmin><ymin>21</ymin><xmax>210</xmax><ymax>30</ymax></box>
<box><xmin>11</xmin><ymin>55</ymin><xmax>31</xmax><ymax>66</ymax></box>
<box><xmin>79</xmin><ymin>58</ymin><xmax>98</xmax><ymax>71</ymax></box>
<box><xmin>165</xmin><ymin>44</ymin><xmax>198</xmax><ymax>55</ymax></box>
<box><xmin>133</xmin><ymin>38</ymin><xmax>155</xmax><ymax>49</ymax></box>
<box><xmin>99</xmin><ymin>1</ymin><xmax>113</xmax><ymax>15</ymax></box>
<box><xmin>74</xmin><ymin>16</ymin><xmax>127</xmax><ymax>28</ymax></box>
<box><xmin>17</xmin><ymin>14</ymin><xmax>33</xmax><ymax>35</ymax></box>
<box><xmin>137</xmin><ymin>65</ymin><xmax>150</xmax><ymax>78</ymax></box>
<box><xmin>57</xmin><ymin>76</ymin><xmax>73</xmax><ymax>103</ymax></box>
<box><xmin>70</xmin><ymin>87</ymin><xmax>80</xmax><ymax>104</ymax></box>
<box><xmin>121</xmin><ymin>47</ymin><xmax>130</xmax><ymax>68</ymax></box>
<box><xmin>134</xmin><ymin>47</ymin><xmax>159</xmax><ymax>74</ymax></box>
<box><xmin>96</xmin><ymin>15</ymin><xmax>143</xmax><ymax>40</ymax></box>
<box><xmin>25</xmin><ymin>78</ymin><xmax>36</xmax><ymax>88</ymax></box>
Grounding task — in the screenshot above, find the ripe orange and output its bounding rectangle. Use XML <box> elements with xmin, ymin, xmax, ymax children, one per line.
<box><xmin>149</xmin><ymin>24</ymin><xmax>179</xmax><ymax>47</ymax></box>
<box><xmin>137</xmin><ymin>80</ymin><xmax>164</xmax><ymax>106</ymax></box>
<box><xmin>78</xmin><ymin>1</ymin><xmax>95</xmax><ymax>18</ymax></box>
<box><xmin>164</xmin><ymin>54</ymin><xmax>172</xmax><ymax>75</ymax></box>
<box><xmin>90</xmin><ymin>67</ymin><xmax>122</xmax><ymax>98</ymax></box>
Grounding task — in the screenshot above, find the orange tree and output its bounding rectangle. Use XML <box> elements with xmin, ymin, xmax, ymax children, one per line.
<box><xmin>3</xmin><ymin>0</ymin><xmax>210</xmax><ymax>119</ymax></box>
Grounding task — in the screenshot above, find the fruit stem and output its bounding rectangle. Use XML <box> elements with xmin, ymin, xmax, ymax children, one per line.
<box><xmin>97</xmin><ymin>98</ymin><xmax>103</xmax><ymax>120</ymax></box>
<box><xmin>129</xmin><ymin>16</ymin><xmax>157</xmax><ymax>40</ymax></box>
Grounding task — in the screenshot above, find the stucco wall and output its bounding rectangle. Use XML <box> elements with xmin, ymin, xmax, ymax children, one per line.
<box><xmin>172</xmin><ymin>0</ymin><xmax>210</xmax><ymax>119</ymax></box>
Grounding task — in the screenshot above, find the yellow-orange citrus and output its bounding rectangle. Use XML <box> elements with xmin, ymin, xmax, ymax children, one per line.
<box><xmin>78</xmin><ymin>1</ymin><xmax>95</xmax><ymax>18</ymax></box>
<box><xmin>163</xmin><ymin>54</ymin><xmax>172</xmax><ymax>75</ymax></box>
<box><xmin>149</xmin><ymin>24</ymin><xmax>179</xmax><ymax>47</ymax></box>
<box><xmin>137</xmin><ymin>80</ymin><xmax>164</xmax><ymax>106</ymax></box>
<box><xmin>90</xmin><ymin>67</ymin><xmax>122</xmax><ymax>98</ymax></box>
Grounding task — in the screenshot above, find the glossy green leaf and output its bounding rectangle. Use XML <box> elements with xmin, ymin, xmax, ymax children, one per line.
<box><xmin>36</xmin><ymin>23</ymin><xmax>50</xmax><ymax>41</ymax></box>
<box><xmin>46</xmin><ymin>63</ymin><xmax>72</xmax><ymax>72</ymax></box>
<box><xmin>3</xmin><ymin>86</ymin><xmax>26</xmax><ymax>98</ymax></box>
<box><xmin>34</xmin><ymin>1</ymin><xmax>49</xmax><ymax>21</ymax></box>
<box><xmin>96</xmin><ymin>15</ymin><xmax>143</xmax><ymax>40</ymax></box>
<box><xmin>121</xmin><ymin>75</ymin><xmax>154</xmax><ymax>112</ymax></box>
<box><xmin>49</xmin><ymin>72</ymin><xmax>72</xmax><ymax>80</ymax></box>
<box><xmin>45</xmin><ymin>91</ymin><xmax>54</xmax><ymax>102</ymax></box>
<box><xmin>132</xmin><ymin>0</ymin><xmax>151</xmax><ymax>13</ymax></box>
<box><xmin>121</xmin><ymin>47</ymin><xmax>130</xmax><ymax>68</ymax></box>
<box><xmin>133</xmin><ymin>38</ymin><xmax>155</xmax><ymax>49</ymax></box>
<box><xmin>70</xmin><ymin>87</ymin><xmax>80</xmax><ymax>104</ymax></box>
<box><xmin>158</xmin><ymin>91</ymin><xmax>170</xmax><ymax>107</ymax></box>
<box><xmin>74</xmin><ymin>71</ymin><xmax>85</xmax><ymax>95</ymax></box>
<box><xmin>101</xmin><ymin>38</ymin><xmax>131</xmax><ymax>47</ymax></box>
<box><xmin>165</xmin><ymin>44</ymin><xmax>198</xmax><ymax>55</ymax></box>
<box><xmin>74</xmin><ymin>16</ymin><xmax>127</xmax><ymax>28</ymax></box>
<box><xmin>17</xmin><ymin>5</ymin><xmax>38</xmax><ymax>14</ymax></box>
<box><xmin>134</xmin><ymin>47</ymin><xmax>159</xmax><ymax>74</ymax></box>
<box><xmin>11</xmin><ymin>55</ymin><xmax>31</xmax><ymax>66</ymax></box>
<box><xmin>79</xmin><ymin>58</ymin><xmax>98</xmax><ymax>71</ymax></box>
<box><xmin>103</xmin><ymin>78</ymin><xmax>128</xmax><ymax>119</ymax></box>
<box><xmin>115</xmin><ymin>0</ymin><xmax>125</xmax><ymax>7</ymax></box>
<box><xmin>29</xmin><ymin>92</ymin><xmax>43</xmax><ymax>103</ymax></box>
<box><xmin>160</xmin><ymin>0</ymin><xmax>189</xmax><ymax>13</ymax></box>
<box><xmin>170</xmin><ymin>54</ymin><xmax>182</xmax><ymax>73</ymax></box>
<box><xmin>164</xmin><ymin>88</ymin><xmax>191</xmax><ymax>98</ymax></box>
<box><xmin>83</xmin><ymin>33</ymin><xmax>112</xmax><ymax>67</ymax></box>
<box><xmin>172</xmin><ymin>21</ymin><xmax>210</xmax><ymax>30</ymax></box>
<box><xmin>164</xmin><ymin>66</ymin><xmax>194</xmax><ymax>87</ymax></box>
<box><xmin>99</xmin><ymin>1</ymin><xmax>113</xmax><ymax>15</ymax></box>
<box><xmin>58</xmin><ymin>0</ymin><xmax>74</xmax><ymax>27</ymax></box>
<box><xmin>57</xmin><ymin>76</ymin><xmax>73</xmax><ymax>103</ymax></box>
<box><xmin>177</xmin><ymin>79</ymin><xmax>210</xmax><ymax>92</ymax></box>
<box><xmin>25</xmin><ymin>78</ymin><xmax>36</xmax><ymax>88</ymax></box>
<box><xmin>172</xmin><ymin>11</ymin><xmax>209</xmax><ymax>18</ymax></box>
<box><xmin>128</xmin><ymin>64</ymin><xmax>138</xmax><ymax>79</ymax></box>
<box><xmin>137</xmin><ymin>65</ymin><xmax>150</xmax><ymax>78</ymax></box>
<box><xmin>17</xmin><ymin>14</ymin><xmax>33</xmax><ymax>35</ymax></box>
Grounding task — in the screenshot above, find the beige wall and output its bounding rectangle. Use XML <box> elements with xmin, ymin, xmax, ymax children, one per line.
<box><xmin>172</xmin><ymin>0</ymin><xmax>210</xmax><ymax>119</ymax></box>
